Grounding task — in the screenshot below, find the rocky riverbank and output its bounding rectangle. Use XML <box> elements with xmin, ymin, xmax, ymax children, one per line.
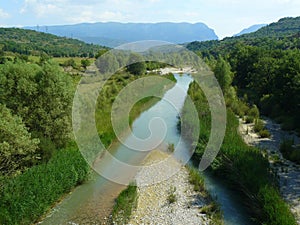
<box><xmin>239</xmin><ymin>117</ymin><xmax>300</xmax><ymax>224</ymax></box>
<box><xmin>128</xmin><ymin>150</ymin><xmax>214</xmax><ymax>225</ymax></box>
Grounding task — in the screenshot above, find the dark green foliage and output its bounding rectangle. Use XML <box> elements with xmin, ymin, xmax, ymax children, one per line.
<box><xmin>0</xmin><ymin>28</ymin><xmax>106</xmax><ymax>57</ymax></box>
<box><xmin>213</xmin><ymin>56</ymin><xmax>233</xmax><ymax>95</ymax></box>
<box><xmin>126</xmin><ymin>53</ymin><xmax>146</xmax><ymax>75</ymax></box>
<box><xmin>126</xmin><ymin>62</ymin><xmax>146</xmax><ymax>75</ymax></box>
<box><xmin>112</xmin><ymin>183</ymin><xmax>137</xmax><ymax>224</ymax></box>
<box><xmin>259</xmin><ymin>130</ymin><xmax>271</xmax><ymax>138</ymax></box>
<box><xmin>280</xmin><ymin>139</ymin><xmax>300</xmax><ymax>164</ymax></box>
<box><xmin>0</xmin><ymin>104</ymin><xmax>39</xmax><ymax>177</ymax></box>
<box><xmin>0</xmin><ymin>147</ymin><xmax>89</xmax><ymax>225</ymax></box>
<box><xmin>187</xmin><ymin>16</ymin><xmax>300</xmax><ymax>132</ymax></box>
<box><xmin>254</xmin><ymin>119</ymin><xmax>265</xmax><ymax>132</ymax></box>
<box><xmin>0</xmin><ymin>61</ymin><xmax>73</xmax><ymax>152</ymax></box>
<box><xmin>145</xmin><ymin>61</ymin><xmax>168</xmax><ymax>70</ymax></box>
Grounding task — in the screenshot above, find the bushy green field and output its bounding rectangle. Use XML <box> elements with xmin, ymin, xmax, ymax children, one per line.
<box><xmin>0</xmin><ymin>146</ymin><xmax>89</xmax><ymax>225</ymax></box>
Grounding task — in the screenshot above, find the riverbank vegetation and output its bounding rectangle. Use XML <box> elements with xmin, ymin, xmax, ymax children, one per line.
<box><xmin>280</xmin><ymin>139</ymin><xmax>300</xmax><ymax>164</ymax></box>
<box><xmin>0</xmin><ymin>144</ymin><xmax>89</xmax><ymax>225</ymax></box>
<box><xmin>182</xmin><ymin>79</ymin><xmax>296</xmax><ymax>224</ymax></box>
<box><xmin>186</xmin><ymin>166</ymin><xmax>223</xmax><ymax>224</ymax></box>
<box><xmin>111</xmin><ymin>182</ymin><xmax>138</xmax><ymax>225</ymax></box>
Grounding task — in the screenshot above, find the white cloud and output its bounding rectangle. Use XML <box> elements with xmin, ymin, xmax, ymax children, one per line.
<box><xmin>20</xmin><ymin>0</ymin><xmax>67</xmax><ymax>16</ymax></box>
<box><xmin>0</xmin><ymin>8</ymin><xmax>10</xmax><ymax>19</ymax></box>
<box><xmin>9</xmin><ymin>0</ymin><xmax>300</xmax><ymax>38</ymax></box>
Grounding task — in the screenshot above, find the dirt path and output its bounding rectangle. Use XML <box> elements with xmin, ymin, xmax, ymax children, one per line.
<box><xmin>128</xmin><ymin>150</ymin><xmax>212</xmax><ymax>225</ymax></box>
<box><xmin>239</xmin><ymin>117</ymin><xmax>300</xmax><ymax>223</ymax></box>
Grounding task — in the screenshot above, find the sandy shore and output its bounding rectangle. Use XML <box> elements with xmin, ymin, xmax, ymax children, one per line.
<box><xmin>154</xmin><ymin>66</ymin><xmax>197</xmax><ymax>75</ymax></box>
<box><xmin>239</xmin><ymin>117</ymin><xmax>300</xmax><ymax>224</ymax></box>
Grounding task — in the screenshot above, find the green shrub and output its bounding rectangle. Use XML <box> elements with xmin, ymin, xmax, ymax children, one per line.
<box><xmin>168</xmin><ymin>143</ymin><xmax>175</xmax><ymax>153</ymax></box>
<box><xmin>0</xmin><ymin>147</ymin><xmax>89</xmax><ymax>225</ymax></box>
<box><xmin>280</xmin><ymin>139</ymin><xmax>300</xmax><ymax>164</ymax></box>
<box><xmin>289</xmin><ymin>149</ymin><xmax>300</xmax><ymax>164</ymax></box>
<box><xmin>112</xmin><ymin>182</ymin><xmax>137</xmax><ymax>225</ymax></box>
<box><xmin>254</xmin><ymin>119</ymin><xmax>265</xmax><ymax>133</ymax></box>
<box><xmin>248</xmin><ymin>105</ymin><xmax>260</xmax><ymax>119</ymax></box>
<box><xmin>280</xmin><ymin>139</ymin><xmax>294</xmax><ymax>153</ymax></box>
<box><xmin>230</xmin><ymin>100</ymin><xmax>249</xmax><ymax>118</ymax></box>
<box><xmin>259</xmin><ymin>129</ymin><xmax>271</xmax><ymax>138</ymax></box>
<box><xmin>167</xmin><ymin>186</ymin><xmax>177</xmax><ymax>204</ymax></box>
<box><xmin>245</xmin><ymin>116</ymin><xmax>254</xmax><ymax>124</ymax></box>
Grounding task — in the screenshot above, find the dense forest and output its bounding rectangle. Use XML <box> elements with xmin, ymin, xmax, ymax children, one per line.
<box><xmin>187</xmin><ymin>17</ymin><xmax>300</xmax><ymax>135</ymax></box>
<box><xmin>0</xmin><ymin>28</ymin><xmax>106</xmax><ymax>57</ymax></box>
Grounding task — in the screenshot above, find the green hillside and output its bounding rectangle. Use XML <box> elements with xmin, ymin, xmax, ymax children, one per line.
<box><xmin>187</xmin><ymin>16</ymin><xmax>300</xmax><ymax>54</ymax></box>
<box><xmin>0</xmin><ymin>28</ymin><xmax>106</xmax><ymax>57</ymax></box>
<box><xmin>247</xmin><ymin>16</ymin><xmax>300</xmax><ymax>38</ymax></box>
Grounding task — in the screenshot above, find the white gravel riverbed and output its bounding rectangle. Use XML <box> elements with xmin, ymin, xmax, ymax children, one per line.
<box><xmin>128</xmin><ymin>150</ymin><xmax>213</xmax><ymax>225</ymax></box>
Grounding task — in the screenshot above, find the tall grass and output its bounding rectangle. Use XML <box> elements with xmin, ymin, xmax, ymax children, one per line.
<box><xmin>0</xmin><ymin>146</ymin><xmax>89</xmax><ymax>225</ymax></box>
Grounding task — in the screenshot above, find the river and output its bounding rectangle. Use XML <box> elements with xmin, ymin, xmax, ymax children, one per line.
<box><xmin>41</xmin><ymin>74</ymin><xmax>256</xmax><ymax>225</ymax></box>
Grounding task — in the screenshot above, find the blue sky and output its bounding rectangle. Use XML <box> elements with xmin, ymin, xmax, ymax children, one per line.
<box><xmin>0</xmin><ymin>0</ymin><xmax>299</xmax><ymax>38</ymax></box>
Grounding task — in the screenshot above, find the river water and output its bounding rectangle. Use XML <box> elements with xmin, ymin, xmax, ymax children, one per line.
<box><xmin>41</xmin><ymin>74</ymin><xmax>255</xmax><ymax>225</ymax></box>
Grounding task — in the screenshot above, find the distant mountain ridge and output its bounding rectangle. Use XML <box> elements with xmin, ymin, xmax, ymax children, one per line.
<box><xmin>26</xmin><ymin>22</ymin><xmax>218</xmax><ymax>47</ymax></box>
<box><xmin>234</xmin><ymin>24</ymin><xmax>267</xmax><ymax>36</ymax></box>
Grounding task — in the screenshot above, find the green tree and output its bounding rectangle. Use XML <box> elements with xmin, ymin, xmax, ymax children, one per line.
<box><xmin>0</xmin><ymin>104</ymin><xmax>39</xmax><ymax>177</ymax></box>
<box><xmin>81</xmin><ymin>59</ymin><xmax>91</xmax><ymax>69</ymax></box>
<box><xmin>0</xmin><ymin>61</ymin><xmax>73</xmax><ymax>157</ymax></box>
<box><xmin>126</xmin><ymin>53</ymin><xmax>146</xmax><ymax>75</ymax></box>
<box><xmin>214</xmin><ymin>56</ymin><xmax>233</xmax><ymax>95</ymax></box>
<box><xmin>33</xmin><ymin>62</ymin><xmax>73</xmax><ymax>148</ymax></box>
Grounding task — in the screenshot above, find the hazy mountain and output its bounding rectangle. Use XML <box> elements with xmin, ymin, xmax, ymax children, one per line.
<box><xmin>26</xmin><ymin>22</ymin><xmax>218</xmax><ymax>47</ymax></box>
<box><xmin>234</xmin><ymin>24</ymin><xmax>267</xmax><ymax>36</ymax></box>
